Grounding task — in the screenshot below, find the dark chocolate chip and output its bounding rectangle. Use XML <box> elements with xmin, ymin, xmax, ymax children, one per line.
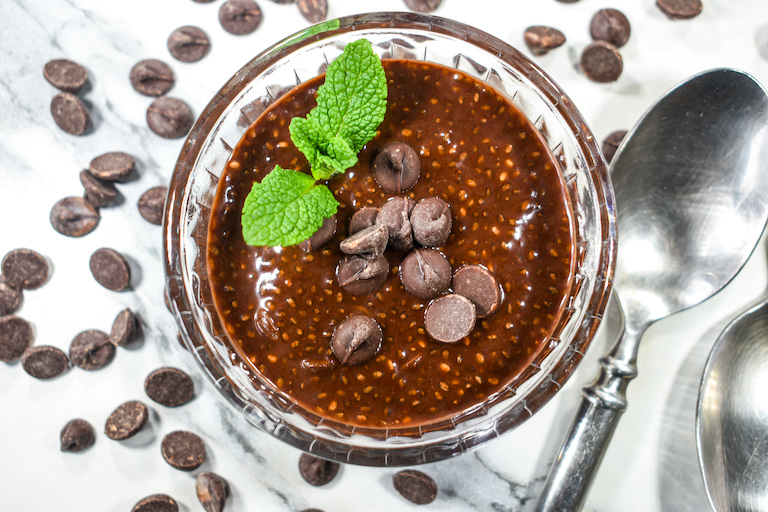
<box><xmin>0</xmin><ymin>277</ymin><xmax>22</xmax><ymax>316</ymax></box>
<box><xmin>144</xmin><ymin>367</ymin><xmax>195</xmax><ymax>407</ymax></box>
<box><xmin>399</xmin><ymin>248</ymin><xmax>451</xmax><ymax>300</ymax></box>
<box><xmin>50</xmin><ymin>92</ymin><xmax>90</xmax><ymax>135</ymax></box>
<box><xmin>219</xmin><ymin>0</ymin><xmax>263</xmax><ymax>35</ymax></box>
<box><xmin>167</xmin><ymin>26</ymin><xmax>211</xmax><ymax>63</ymax></box>
<box><xmin>411</xmin><ymin>197</ymin><xmax>451</xmax><ymax>247</ymax></box>
<box><xmin>392</xmin><ymin>469</ymin><xmax>438</xmax><ymax>505</ymax></box>
<box><xmin>376</xmin><ymin>196</ymin><xmax>415</xmax><ymax>251</ymax></box>
<box><xmin>403</xmin><ymin>0</ymin><xmax>442</xmax><ymax>13</ymax></box>
<box><xmin>331</xmin><ymin>315</ymin><xmax>382</xmax><ymax>365</ymax></box>
<box><xmin>297</xmin><ymin>0</ymin><xmax>327</xmax><ymax>24</ymax></box>
<box><xmin>349</xmin><ymin>207</ymin><xmax>379</xmax><ymax>235</ymax></box>
<box><xmin>336</xmin><ymin>254</ymin><xmax>389</xmax><ymax>295</ymax></box>
<box><xmin>590</xmin><ymin>9</ymin><xmax>631</xmax><ymax>48</ymax></box>
<box><xmin>0</xmin><ymin>315</ymin><xmax>33</xmax><ymax>362</ymax></box>
<box><xmin>339</xmin><ymin>224</ymin><xmax>388</xmax><ymax>257</ymax></box>
<box><xmin>452</xmin><ymin>265</ymin><xmax>502</xmax><ymax>318</ymax></box>
<box><xmin>131</xmin><ymin>494</ymin><xmax>179</xmax><ymax>512</ymax></box>
<box><xmin>602</xmin><ymin>130</ymin><xmax>627</xmax><ymax>164</ymax></box>
<box><xmin>70</xmin><ymin>330</ymin><xmax>116</xmax><ymax>370</ymax></box>
<box><xmin>524</xmin><ymin>26</ymin><xmax>567</xmax><ymax>56</ymax></box>
<box><xmin>50</xmin><ymin>196</ymin><xmax>100</xmax><ymax>237</ymax></box>
<box><xmin>105</xmin><ymin>400</ymin><xmax>149</xmax><ymax>440</ymax></box>
<box><xmin>657</xmin><ymin>0</ymin><xmax>703</xmax><ymax>19</ymax></box>
<box><xmin>299</xmin><ymin>215</ymin><xmax>337</xmax><ymax>251</ymax></box>
<box><xmin>372</xmin><ymin>141</ymin><xmax>421</xmax><ymax>193</ymax></box>
<box><xmin>424</xmin><ymin>294</ymin><xmax>476</xmax><ymax>343</ymax></box>
<box><xmin>161</xmin><ymin>430</ymin><xmax>206</xmax><ymax>471</ymax></box>
<box><xmin>580</xmin><ymin>41</ymin><xmax>623</xmax><ymax>83</ymax></box>
<box><xmin>299</xmin><ymin>454</ymin><xmax>340</xmax><ymax>486</ymax></box>
<box><xmin>196</xmin><ymin>472</ymin><xmax>230</xmax><ymax>512</ymax></box>
<box><xmin>80</xmin><ymin>170</ymin><xmax>117</xmax><ymax>207</ymax></box>
<box><xmin>110</xmin><ymin>308</ymin><xmax>139</xmax><ymax>347</ymax></box>
<box><xmin>21</xmin><ymin>346</ymin><xmax>69</xmax><ymax>379</ymax></box>
<box><xmin>147</xmin><ymin>96</ymin><xmax>194</xmax><ymax>139</ymax></box>
<box><xmin>89</xmin><ymin>248</ymin><xmax>131</xmax><ymax>291</ymax></box>
<box><xmin>60</xmin><ymin>419</ymin><xmax>95</xmax><ymax>453</ymax></box>
<box><xmin>89</xmin><ymin>152</ymin><xmax>135</xmax><ymax>182</ymax></box>
<box><xmin>2</xmin><ymin>249</ymin><xmax>49</xmax><ymax>290</ymax></box>
<box><xmin>138</xmin><ymin>186</ymin><xmax>167</xmax><ymax>225</ymax></box>
<box><xmin>130</xmin><ymin>59</ymin><xmax>175</xmax><ymax>97</ymax></box>
<box><xmin>43</xmin><ymin>59</ymin><xmax>88</xmax><ymax>93</ymax></box>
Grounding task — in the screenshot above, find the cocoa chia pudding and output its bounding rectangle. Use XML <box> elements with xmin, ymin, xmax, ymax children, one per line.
<box><xmin>207</xmin><ymin>59</ymin><xmax>574</xmax><ymax>429</ymax></box>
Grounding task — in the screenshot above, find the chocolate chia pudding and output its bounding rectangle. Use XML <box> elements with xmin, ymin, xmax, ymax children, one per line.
<box><xmin>207</xmin><ymin>59</ymin><xmax>574</xmax><ymax>429</ymax></box>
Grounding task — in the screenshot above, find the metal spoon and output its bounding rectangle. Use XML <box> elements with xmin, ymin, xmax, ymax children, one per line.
<box><xmin>697</xmin><ymin>297</ymin><xmax>768</xmax><ymax>512</ymax></box>
<box><xmin>534</xmin><ymin>69</ymin><xmax>768</xmax><ymax>512</ymax></box>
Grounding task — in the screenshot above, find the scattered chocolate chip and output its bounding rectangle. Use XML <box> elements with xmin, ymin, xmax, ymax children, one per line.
<box><xmin>2</xmin><ymin>249</ymin><xmax>49</xmax><ymax>290</ymax></box>
<box><xmin>297</xmin><ymin>0</ymin><xmax>327</xmax><ymax>24</ymax></box>
<box><xmin>130</xmin><ymin>59</ymin><xmax>175</xmax><ymax>97</ymax></box>
<box><xmin>167</xmin><ymin>26</ymin><xmax>211</xmax><ymax>63</ymax></box>
<box><xmin>392</xmin><ymin>469</ymin><xmax>438</xmax><ymax>505</ymax></box>
<box><xmin>105</xmin><ymin>400</ymin><xmax>149</xmax><ymax>440</ymax></box>
<box><xmin>424</xmin><ymin>294</ymin><xmax>476</xmax><ymax>343</ymax></box>
<box><xmin>400</xmin><ymin>248</ymin><xmax>451</xmax><ymax>300</ymax></box>
<box><xmin>50</xmin><ymin>92</ymin><xmax>90</xmax><ymax>135</ymax></box>
<box><xmin>70</xmin><ymin>330</ymin><xmax>116</xmax><ymax>370</ymax></box>
<box><xmin>145</xmin><ymin>367</ymin><xmax>194</xmax><ymax>407</ymax></box>
<box><xmin>299</xmin><ymin>454</ymin><xmax>340</xmax><ymax>486</ymax></box>
<box><xmin>80</xmin><ymin>170</ymin><xmax>117</xmax><ymax>207</ymax></box>
<box><xmin>89</xmin><ymin>248</ymin><xmax>131</xmax><ymax>291</ymax></box>
<box><xmin>110</xmin><ymin>308</ymin><xmax>139</xmax><ymax>347</ymax></box>
<box><xmin>21</xmin><ymin>345</ymin><xmax>69</xmax><ymax>379</ymax></box>
<box><xmin>196</xmin><ymin>472</ymin><xmax>230</xmax><ymax>512</ymax></box>
<box><xmin>590</xmin><ymin>9</ymin><xmax>631</xmax><ymax>48</ymax></box>
<box><xmin>580</xmin><ymin>41</ymin><xmax>623</xmax><ymax>83</ymax></box>
<box><xmin>410</xmin><ymin>197</ymin><xmax>451</xmax><ymax>247</ymax></box>
<box><xmin>219</xmin><ymin>0</ymin><xmax>263</xmax><ymax>35</ymax></box>
<box><xmin>372</xmin><ymin>141</ymin><xmax>421</xmax><ymax>193</ymax></box>
<box><xmin>336</xmin><ymin>254</ymin><xmax>389</xmax><ymax>295</ymax></box>
<box><xmin>331</xmin><ymin>315</ymin><xmax>382</xmax><ymax>365</ymax></box>
<box><xmin>452</xmin><ymin>265</ymin><xmax>502</xmax><ymax>318</ymax></box>
<box><xmin>602</xmin><ymin>130</ymin><xmax>627</xmax><ymax>164</ymax></box>
<box><xmin>161</xmin><ymin>430</ymin><xmax>206</xmax><ymax>471</ymax></box>
<box><xmin>524</xmin><ymin>26</ymin><xmax>567</xmax><ymax>56</ymax></box>
<box><xmin>60</xmin><ymin>419</ymin><xmax>96</xmax><ymax>453</ymax></box>
<box><xmin>299</xmin><ymin>215</ymin><xmax>337</xmax><ymax>251</ymax></box>
<box><xmin>0</xmin><ymin>277</ymin><xmax>22</xmax><ymax>316</ymax></box>
<box><xmin>131</xmin><ymin>494</ymin><xmax>179</xmax><ymax>512</ymax></box>
<box><xmin>0</xmin><ymin>315</ymin><xmax>33</xmax><ymax>362</ymax></box>
<box><xmin>349</xmin><ymin>207</ymin><xmax>379</xmax><ymax>235</ymax></box>
<box><xmin>43</xmin><ymin>59</ymin><xmax>88</xmax><ymax>93</ymax></box>
<box><xmin>89</xmin><ymin>151</ymin><xmax>135</xmax><ymax>182</ymax></box>
<box><xmin>137</xmin><ymin>186</ymin><xmax>167</xmax><ymax>225</ymax></box>
<box><xmin>376</xmin><ymin>196</ymin><xmax>415</xmax><ymax>251</ymax></box>
<box><xmin>403</xmin><ymin>0</ymin><xmax>442</xmax><ymax>13</ymax></box>
<box><xmin>657</xmin><ymin>0</ymin><xmax>703</xmax><ymax>19</ymax></box>
<box><xmin>147</xmin><ymin>96</ymin><xmax>194</xmax><ymax>139</ymax></box>
<box><xmin>340</xmin><ymin>224</ymin><xmax>388</xmax><ymax>257</ymax></box>
<box><xmin>50</xmin><ymin>196</ymin><xmax>100</xmax><ymax>237</ymax></box>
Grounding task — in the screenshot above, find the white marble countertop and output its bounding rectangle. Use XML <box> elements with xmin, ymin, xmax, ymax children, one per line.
<box><xmin>2</xmin><ymin>0</ymin><xmax>768</xmax><ymax>510</ymax></box>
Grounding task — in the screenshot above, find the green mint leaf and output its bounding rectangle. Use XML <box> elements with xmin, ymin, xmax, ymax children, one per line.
<box><xmin>241</xmin><ymin>165</ymin><xmax>339</xmax><ymax>247</ymax></box>
<box><xmin>290</xmin><ymin>118</ymin><xmax>358</xmax><ymax>180</ymax></box>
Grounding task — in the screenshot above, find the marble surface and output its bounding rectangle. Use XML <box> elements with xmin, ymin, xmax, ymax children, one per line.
<box><xmin>2</xmin><ymin>0</ymin><xmax>768</xmax><ymax>510</ymax></box>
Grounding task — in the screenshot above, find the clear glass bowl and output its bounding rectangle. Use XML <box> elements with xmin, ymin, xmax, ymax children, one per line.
<box><xmin>163</xmin><ymin>12</ymin><xmax>617</xmax><ymax>467</ymax></box>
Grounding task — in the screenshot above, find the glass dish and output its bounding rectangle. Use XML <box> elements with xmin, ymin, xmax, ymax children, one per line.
<box><xmin>163</xmin><ymin>12</ymin><xmax>617</xmax><ymax>467</ymax></box>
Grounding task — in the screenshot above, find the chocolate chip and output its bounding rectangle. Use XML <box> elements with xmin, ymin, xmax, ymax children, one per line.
<box><xmin>349</xmin><ymin>207</ymin><xmax>379</xmax><ymax>235</ymax></box>
<box><xmin>403</xmin><ymin>0</ymin><xmax>442</xmax><ymax>13</ymax></box>
<box><xmin>336</xmin><ymin>254</ymin><xmax>389</xmax><ymax>295</ymax></box>
<box><xmin>657</xmin><ymin>0</ymin><xmax>703</xmax><ymax>19</ymax></box>
<box><xmin>299</xmin><ymin>215</ymin><xmax>337</xmax><ymax>251</ymax></box>
<box><xmin>580</xmin><ymin>41</ymin><xmax>623</xmax><ymax>83</ymax></box>
<box><xmin>89</xmin><ymin>248</ymin><xmax>131</xmax><ymax>291</ymax></box>
<box><xmin>21</xmin><ymin>346</ymin><xmax>69</xmax><ymax>379</ymax></box>
<box><xmin>410</xmin><ymin>197</ymin><xmax>451</xmax><ymax>247</ymax></box>
<box><xmin>138</xmin><ymin>186</ymin><xmax>167</xmax><ymax>225</ymax></box>
<box><xmin>372</xmin><ymin>141</ymin><xmax>421</xmax><ymax>193</ymax></box>
<box><xmin>452</xmin><ymin>265</ymin><xmax>502</xmax><ymax>318</ymax></box>
<box><xmin>130</xmin><ymin>59</ymin><xmax>175</xmax><ymax>97</ymax></box>
<box><xmin>196</xmin><ymin>472</ymin><xmax>230</xmax><ymax>512</ymax></box>
<box><xmin>2</xmin><ymin>249</ymin><xmax>49</xmax><ymax>290</ymax></box>
<box><xmin>392</xmin><ymin>470</ymin><xmax>438</xmax><ymax>505</ymax></box>
<box><xmin>70</xmin><ymin>330</ymin><xmax>116</xmax><ymax>370</ymax></box>
<box><xmin>0</xmin><ymin>315</ymin><xmax>33</xmax><ymax>362</ymax></box>
<box><xmin>524</xmin><ymin>26</ymin><xmax>566</xmax><ymax>57</ymax></box>
<box><xmin>89</xmin><ymin>151</ymin><xmax>135</xmax><ymax>182</ymax></box>
<box><xmin>602</xmin><ymin>130</ymin><xmax>627</xmax><ymax>164</ymax></box>
<box><xmin>400</xmin><ymin>248</ymin><xmax>451</xmax><ymax>300</ymax></box>
<box><xmin>299</xmin><ymin>454</ymin><xmax>340</xmax><ymax>486</ymax></box>
<box><xmin>424</xmin><ymin>294</ymin><xmax>476</xmax><ymax>343</ymax></box>
<box><xmin>590</xmin><ymin>9</ymin><xmax>631</xmax><ymax>48</ymax></box>
<box><xmin>131</xmin><ymin>494</ymin><xmax>179</xmax><ymax>512</ymax></box>
<box><xmin>340</xmin><ymin>224</ymin><xmax>388</xmax><ymax>257</ymax></box>
<box><xmin>105</xmin><ymin>400</ymin><xmax>149</xmax><ymax>440</ymax></box>
<box><xmin>0</xmin><ymin>277</ymin><xmax>22</xmax><ymax>316</ymax></box>
<box><xmin>60</xmin><ymin>419</ymin><xmax>96</xmax><ymax>453</ymax></box>
<box><xmin>161</xmin><ymin>430</ymin><xmax>206</xmax><ymax>471</ymax></box>
<box><xmin>43</xmin><ymin>59</ymin><xmax>88</xmax><ymax>93</ymax></box>
<box><xmin>331</xmin><ymin>314</ymin><xmax>382</xmax><ymax>365</ymax></box>
<box><xmin>167</xmin><ymin>26</ymin><xmax>210</xmax><ymax>63</ymax></box>
<box><xmin>110</xmin><ymin>308</ymin><xmax>139</xmax><ymax>347</ymax></box>
<box><xmin>50</xmin><ymin>92</ymin><xmax>90</xmax><ymax>135</ymax></box>
<box><xmin>147</xmin><ymin>96</ymin><xmax>194</xmax><ymax>139</ymax></box>
<box><xmin>376</xmin><ymin>196</ymin><xmax>415</xmax><ymax>251</ymax></box>
<box><xmin>297</xmin><ymin>0</ymin><xmax>327</xmax><ymax>24</ymax></box>
<box><xmin>219</xmin><ymin>0</ymin><xmax>262</xmax><ymax>35</ymax></box>
<box><xmin>50</xmin><ymin>196</ymin><xmax>100</xmax><ymax>237</ymax></box>
<box><xmin>80</xmin><ymin>170</ymin><xmax>117</xmax><ymax>207</ymax></box>
<box><xmin>144</xmin><ymin>367</ymin><xmax>194</xmax><ymax>407</ymax></box>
